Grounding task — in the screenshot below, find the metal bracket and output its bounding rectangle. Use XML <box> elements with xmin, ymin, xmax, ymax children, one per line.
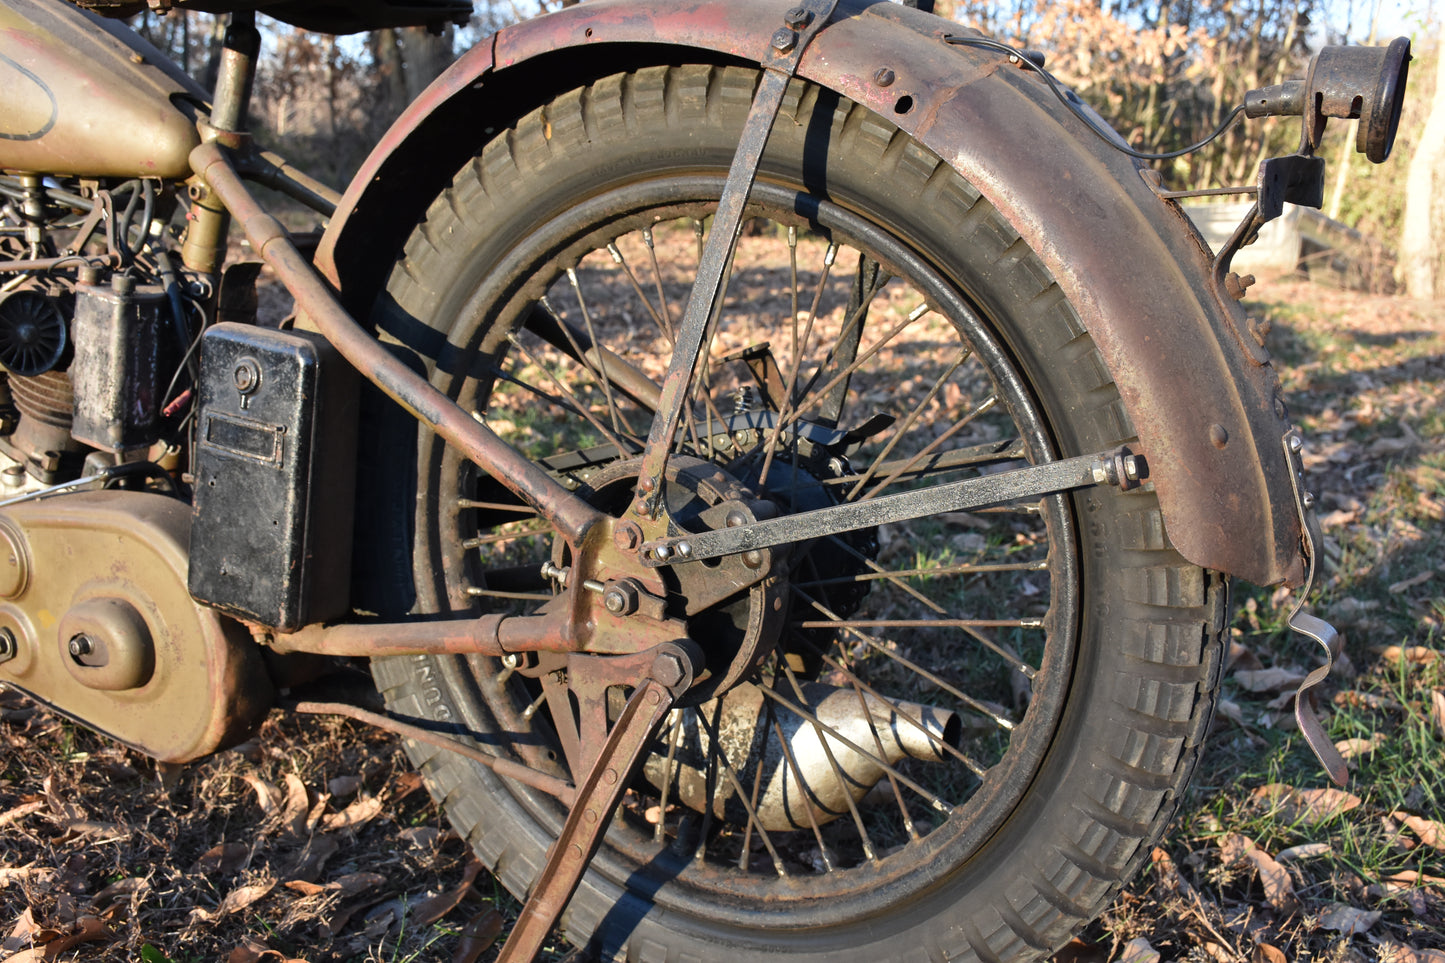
<box><xmin>643</xmin><ymin>447</ymin><xmax>1143</xmax><ymax>566</ymax></box>
<box><xmin>1280</xmin><ymin>429</ymin><xmax>1349</xmax><ymax>786</ymax></box>
<box><xmin>634</xmin><ymin>0</ymin><xmax>839</xmax><ymax>517</ymax></box>
<box><xmin>495</xmin><ymin>640</ymin><xmax>702</xmax><ymax>963</ymax></box>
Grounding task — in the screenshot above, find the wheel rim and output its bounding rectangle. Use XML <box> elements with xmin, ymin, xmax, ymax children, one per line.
<box><xmin>418</xmin><ymin>177</ymin><xmax>1081</xmax><ymax>926</ymax></box>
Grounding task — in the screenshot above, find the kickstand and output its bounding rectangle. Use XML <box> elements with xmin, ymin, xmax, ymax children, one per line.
<box><xmin>495</xmin><ymin>641</ymin><xmax>699</xmax><ymax>963</ymax></box>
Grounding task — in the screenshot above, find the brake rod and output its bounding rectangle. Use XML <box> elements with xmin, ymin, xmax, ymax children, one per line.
<box><xmin>641</xmin><ymin>447</ymin><xmax>1145</xmax><ymax>566</ymax></box>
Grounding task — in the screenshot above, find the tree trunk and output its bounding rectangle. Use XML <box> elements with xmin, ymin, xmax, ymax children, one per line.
<box><xmin>370</xmin><ymin>27</ymin><xmax>409</xmax><ymax>121</ymax></box>
<box><xmin>400</xmin><ymin>25</ymin><xmax>455</xmax><ymax>102</ymax></box>
<box><xmin>1399</xmin><ymin>44</ymin><xmax>1445</xmax><ymax>299</ymax></box>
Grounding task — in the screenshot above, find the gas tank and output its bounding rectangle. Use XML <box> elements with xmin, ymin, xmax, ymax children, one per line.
<box><xmin>0</xmin><ymin>0</ymin><xmax>206</xmax><ymax>179</ymax></box>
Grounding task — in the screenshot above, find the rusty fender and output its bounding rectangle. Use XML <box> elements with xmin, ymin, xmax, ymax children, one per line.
<box><xmin>315</xmin><ymin>0</ymin><xmax>1305</xmax><ymax>588</ymax></box>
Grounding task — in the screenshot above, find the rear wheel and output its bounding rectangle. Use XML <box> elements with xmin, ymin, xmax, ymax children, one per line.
<box><xmin>369</xmin><ymin>65</ymin><xmax>1225</xmax><ymax>962</ymax></box>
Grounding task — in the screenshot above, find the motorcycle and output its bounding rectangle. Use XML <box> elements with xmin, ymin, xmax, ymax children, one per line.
<box><xmin>0</xmin><ymin>0</ymin><xmax>1412</xmax><ymax>959</ymax></box>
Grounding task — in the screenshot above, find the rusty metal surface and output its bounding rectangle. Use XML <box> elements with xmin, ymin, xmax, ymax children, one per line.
<box><xmin>291</xmin><ymin>700</ymin><xmax>576</xmax><ymax>804</ymax></box>
<box><xmin>194</xmin><ymin>143</ymin><xmax>603</xmax><ymax>547</ymax></box>
<box><xmin>0</xmin><ymin>0</ymin><xmax>204</xmax><ymax>179</ymax></box>
<box><xmin>0</xmin><ymin>491</ymin><xmax>273</xmax><ymax>762</ymax></box>
<box><xmin>495</xmin><ymin>642</ymin><xmax>699</xmax><ymax>963</ymax></box>
<box><xmin>314</xmin><ymin>0</ymin><xmax>1304</xmax><ymax>587</ymax></box>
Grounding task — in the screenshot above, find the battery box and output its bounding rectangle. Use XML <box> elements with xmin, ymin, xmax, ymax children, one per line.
<box><xmin>188</xmin><ymin>323</ymin><xmax>358</xmax><ymax>630</ymax></box>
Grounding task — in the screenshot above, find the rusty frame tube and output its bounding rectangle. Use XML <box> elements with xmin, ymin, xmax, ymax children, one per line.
<box><xmin>0</xmin><ymin>254</ymin><xmax>118</xmax><ymax>273</ymax></box>
<box><xmin>191</xmin><ymin>142</ymin><xmax>602</xmax><ymax>545</ymax></box>
<box><xmin>269</xmin><ymin>610</ymin><xmax>574</xmax><ymax>658</ymax></box>
<box><xmin>314</xmin><ymin>0</ymin><xmax>1308</xmax><ymax>588</ymax></box>
<box><xmin>291</xmin><ymin>700</ymin><xmax>576</xmax><ymax>805</ymax></box>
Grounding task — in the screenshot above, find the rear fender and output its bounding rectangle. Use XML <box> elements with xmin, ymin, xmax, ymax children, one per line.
<box><xmin>315</xmin><ymin>0</ymin><xmax>1305</xmax><ymax>588</ymax></box>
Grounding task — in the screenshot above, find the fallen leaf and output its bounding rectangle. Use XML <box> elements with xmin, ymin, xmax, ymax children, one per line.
<box><xmin>4</xmin><ymin>907</ymin><xmax>39</xmax><ymax>952</ymax></box>
<box><xmin>0</xmin><ymin>864</ymin><xmax>55</xmax><ymax>887</ymax></box>
<box><xmin>1275</xmin><ymin>842</ymin><xmax>1331</xmax><ymax>862</ymax></box>
<box><xmin>1218</xmin><ymin>834</ymin><xmax>1298</xmax><ymax>910</ymax></box>
<box><xmin>283</xmin><ymin>833</ymin><xmax>339</xmax><ymax>883</ymax></box>
<box><xmin>1375</xmin><ymin>645</ymin><xmax>1438</xmax><ymax>664</ymax></box>
<box><xmin>1382</xmin><ymin>870</ymin><xmax>1445</xmax><ymax>887</ymax></box>
<box><xmin>1119</xmin><ymin>937</ymin><xmax>1160</xmax><ymax>963</ymax></box>
<box><xmin>1216</xmin><ymin>699</ymin><xmax>1245</xmax><ymax>725</ymax></box>
<box><xmin>327</xmin><ymin>775</ymin><xmax>363</xmax><ymax>797</ymax></box>
<box><xmin>1432</xmin><ymin>691</ymin><xmax>1445</xmax><ymax>738</ymax></box>
<box><xmin>90</xmin><ymin>877</ymin><xmax>148</xmax><ymax>911</ymax></box>
<box><xmin>216</xmin><ymin>880</ymin><xmax>276</xmax><ymax>918</ymax></box>
<box><xmin>1390</xmin><ymin>813</ymin><xmax>1445</xmax><ymax>852</ymax></box>
<box><xmin>1229</xmin><ymin>642</ymin><xmax>1265</xmax><ymax>672</ymax></box>
<box><xmin>4</xmin><ymin>916</ymin><xmax>108</xmax><ymax>961</ymax></box>
<box><xmin>280</xmin><ymin>774</ymin><xmax>310</xmax><ymax>837</ymax></box>
<box><xmin>332</xmin><ymin>872</ymin><xmax>388</xmax><ymax>898</ymax></box>
<box><xmin>1335</xmin><ymin>734</ymin><xmax>1386</xmax><ymax>760</ymax></box>
<box><xmin>283</xmin><ymin>880</ymin><xmax>329</xmax><ymax>897</ymax></box>
<box><xmin>1250</xmin><ymin>784</ymin><xmax>1362</xmax><ymax>823</ymax></box>
<box><xmin>1316</xmin><ymin>903</ymin><xmax>1380</xmax><ymax>935</ymax></box>
<box><xmin>1253</xmin><ymin>944</ymin><xmax>1288</xmax><ymax>963</ymax></box>
<box><xmin>1234</xmin><ymin>668</ymin><xmax>1306</xmax><ymax>693</ymax></box>
<box><xmin>1388</xmin><ymin>570</ymin><xmax>1435</xmax><ymax>593</ymax></box>
<box><xmin>242</xmin><ymin>775</ymin><xmax>282</xmax><ymax>824</ymax></box>
<box><xmin>1377</xmin><ymin>943</ymin><xmax>1445</xmax><ymax>963</ymax></box>
<box><xmin>399</xmin><ymin>826</ymin><xmax>443</xmax><ymax>849</ymax></box>
<box><xmin>410</xmin><ymin>858</ymin><xmax>483</xmax><ymax>927</ymax></box>
<box><xmin>322</xmin><ymin>795</ymin><xmax>382</xmax><ymax>833</ymax></box>
<box><xmin>1334</xmin><ymin>690</ymin><xmax>1403</xmax><ymax>712</ymax></box>
<box><xmin>451</xmin><ymin>908</ymin><xmax>505</xmax><ymax>963</ymax></box>
<box><xmin>194</xmin><ymin>842</ymin><xmax>250</xmax><ymax>875</ymax></box>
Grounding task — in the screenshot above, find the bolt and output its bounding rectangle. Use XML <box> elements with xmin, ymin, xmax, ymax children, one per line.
<box><xmin>874</xmin><ymin>67</ymin><xmax>896</xmax><ymax>87</ymax></box>
<box><xmin>602</xmin><ymin>577</ymin><xmax>643</xmax><ymax>616</ymax></box>
<box><xmin>233</xmin><ymin>358</ymin><xmax>262</xmax><ymax>394</ymax></box>
<box><xmin>1209</xmin><ymin>423</ymin><xmax>1229</xmax><ymax>450</ymax></box>
<box><xmin>651</xmin><ymin>652</ymin><xmax>687</xmax><ymax>688</ymax></box>
<box><xmin>637</xmin><ymin>475</ymin><xmax>656</xmax><ymax>494</ymax></box>
<box><xmin>1122</xmin><ymin>455</ymin><xmax>1140</xmax><ymax>481</ymax></box>
<box><xmin>783</xmin><ymin>5</ymin><xmax>812</xmax><ymax>27</ymax></box>
<box><xmin>742</xmin><ymin>549</ymin><xmax>765</xmax><ymax>570</ymax></box>
<box><xmin>725</xmin><ymin>509</ymin><xmax>748</xmax><ymax>528</ymax></box>
<box><xmin>0</xmin><ymin>628</ymin><xmax>16</xmax><ymax>663</ymax></box>
<box><xmin>653</xmin><ymin>545</ymin><xmax>673</xmax><ymax>562</ymax></box>
<box><xmin>613</xmin><ymin>522</ymin><xmax>642</xmax><ymax>551</ymax></box>
<box><xmin>501</xmin><ymin>652</ymin><xmax>523</xmax><ymax>669</ymax></box>
<box><xmin>1302</xmin><ymin>491</ymin><xmax>1316</xmax><ymax>509</ymax></box>
<box><xmin>771</xmin><ymin>27</ymin><xmax>798</xmax><ymax>53</ymax></box>
<box><xmin>1288</xmin><ymin>434</ymin><xmax>1304</xmax><ymax>453</ymax></box>
<box><xmin>38</xmin><ymin>450</ymin><xmax>60</xmax><ymax>473</ymax></box>
<box><xmin>675</xmin><ymin>541</ymin><xmax>693</xmax><ymax>559</ymax></box>
<box><xmin>1224</xmin><ymin>271</ymin><xmax>1257</xmax><ymax>300</ymax></box>
<box><xmin>68</xmin><ymin>634</ymin><xmax>93</xmax><ymax>660</ymax></box>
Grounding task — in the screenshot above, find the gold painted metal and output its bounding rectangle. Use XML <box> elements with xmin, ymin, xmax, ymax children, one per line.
<box><xmin>0</xmin><ymin>490</ymin><xmax>272</xmax><ymax>761</ymax></box>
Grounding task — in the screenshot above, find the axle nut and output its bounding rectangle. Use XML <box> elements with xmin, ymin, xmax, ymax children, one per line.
<box><xmin>651</xmin><ymin>652</ymin><xmax>687</xmax><ymax>688</ymax></box>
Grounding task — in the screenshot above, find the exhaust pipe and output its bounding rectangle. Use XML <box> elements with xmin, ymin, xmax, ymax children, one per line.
<box><xmin>643</xmin><ymin>681</ymin><xmax>961</xmax><ymax>832</ymax></box>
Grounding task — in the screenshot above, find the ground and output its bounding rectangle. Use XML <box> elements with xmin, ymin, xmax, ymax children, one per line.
<box><xmin>1</xmin><ymin>276</ymin><xmax>1442</xmax><ymax>963</ymax></box>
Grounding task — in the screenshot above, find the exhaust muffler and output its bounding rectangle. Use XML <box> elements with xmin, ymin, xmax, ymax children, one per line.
<box><xmin>644</xmin><ymin>680</ymin><xmax>960</xmax><ymax>832</ymax></box>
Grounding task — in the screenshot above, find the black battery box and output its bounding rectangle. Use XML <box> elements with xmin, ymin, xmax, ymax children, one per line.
<box><xmin>188</xmin><ymin>323</ymin><xmax>358</xmax><ymax>630</ymax></box>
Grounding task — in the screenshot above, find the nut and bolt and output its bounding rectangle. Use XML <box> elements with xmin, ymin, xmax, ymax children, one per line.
<box><xmin>540</xmin><ymin>561</ymin><xmax>570</xmax><ymax>586</ymax></box>
<box><xmin>651</xmin><ymin>652</ymin><xmax>687</xmax><ymax>688</ymax></box>
<box><xmin>771</xmin><ymin>27</ymin><xmax>798</xmax><ymax>53</ymax></box>
<box><xmin>1224</xmin><ymin>271</ymin><xmax>1257</xmax><ymax>300</ymax></box>
<box><xmin>501</xmin><ymin>652</ymin><xmax>524</xmax><ymax>669</ymax></box>
<box><xmin>783</xmin><ymin>6</ymin><xmax>812</xmax><ymax>27</ymax></box>
<box><xmin>613</xmin><ymin>521</ymin><xmax>643</xmax><ymax>552</ymax></box>
<box><xmin>68</xmin><ymin>634</ymin><xmax>94</xmax><ymax>660</ymax></box>
<box><xmin>602</xmin><ymin>580</ymin><xmax>640</xmax><ymax>617</ymax></box>
<box><xmin>0</xmin><ymin>627</ymin><xmax>16</xmax><ymax>664</ymax></box>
